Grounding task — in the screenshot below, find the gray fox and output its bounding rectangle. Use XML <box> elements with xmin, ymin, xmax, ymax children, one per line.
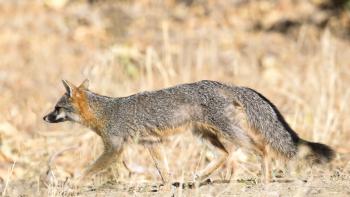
<box><xmin>43</xmin><ymin>79</ymin><xmax>335</xmax><ymax>183</ymax></box>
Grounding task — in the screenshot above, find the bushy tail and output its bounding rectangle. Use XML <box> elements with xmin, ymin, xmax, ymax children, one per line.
<box><xmin>231</xmin><ymin>87</ymin><xmax>300</xmax><ymax>158</ymax></box>
<box><xmin>297</xmin><ymin>139</ymin><xmax>335</xmax><ymax>164</ymax></box>
<box><xmin>231</xmin><ymin>86</ymin><xmax>334</xmax><ymax>162</ymax></box>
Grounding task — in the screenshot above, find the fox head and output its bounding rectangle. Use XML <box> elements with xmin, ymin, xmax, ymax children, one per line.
<box><xmin>43</xmin><ymin>79</ymin><xmax>90</xmax><ymax>124</ymax></box>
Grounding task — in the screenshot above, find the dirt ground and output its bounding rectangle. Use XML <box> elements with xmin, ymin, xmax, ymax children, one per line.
<box><xmin>1</xmin><ymin>0</ymin><xmax>350</xmax><ymax>196</ymax></box>
<box><xmin>4</xmin><ymin>166</ymin><xmax>350</xmax><ymax>196</ymax></box>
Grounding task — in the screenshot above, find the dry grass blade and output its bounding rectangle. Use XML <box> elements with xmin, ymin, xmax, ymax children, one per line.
<box><xmin>1</xmin><ymin>160</ymin><xmax>16</xmax><ymax>197</ymax></box>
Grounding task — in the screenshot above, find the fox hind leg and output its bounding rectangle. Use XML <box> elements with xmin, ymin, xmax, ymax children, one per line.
<box><xmin>261</xmin><ymin>153</ymin><xmax>272</xmax><ymax>183</ymax></box>
<box><xmin>224</xmin><ymin>149</ymin><xmax>238</xmax><ymax>180</ymax></box>
<box><xmin>193</xmin><ymin>127</ymin><xmax>229</xmax><ymax>181</ymax></box>
<box><xmin>195</xmin><ymin>150</ymin><xmax>228</xmax><ymax>181</ymax></box>
<box><xmin>254</xmin><ymin>146</ymin><xmax>272</xmax><ymax>183</ymax></box>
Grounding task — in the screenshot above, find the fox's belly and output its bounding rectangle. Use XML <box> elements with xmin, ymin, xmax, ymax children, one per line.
<box><xmin>127</xmin><ymin>121</ymin><xmax>192</xmax><ymax>144</ymax></box>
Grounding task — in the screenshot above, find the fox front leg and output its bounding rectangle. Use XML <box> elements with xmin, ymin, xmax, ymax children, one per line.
<box><xmin>79</xmin><ymin>136</ymin><xmax>124</xmax><ymax>181</ymax></box>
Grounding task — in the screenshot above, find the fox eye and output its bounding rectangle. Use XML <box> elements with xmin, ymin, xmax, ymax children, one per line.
<box><xmin>55</xmin><ymin>106</ymin><xmax>66</xmax><ymax>111</ymax></box>
<box><xmin>55</xmin><ymin>106</ymin><xmax>62</xmax><ymax>111</ymax></box>
<box><xmin>56</xmin><ymin>106</ymin><xmax>73</xmax><ymax>112</ymax></box>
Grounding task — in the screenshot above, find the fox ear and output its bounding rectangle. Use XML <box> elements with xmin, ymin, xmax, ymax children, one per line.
<box><xmin>62</xmin><ymin>80</ymin><xmax>75</xmax><ymax>97</ymax></box>
<box><xmin>79</xmin><ymin>79</ymin><xmax>89</xmax><ymax>89</ymax></box>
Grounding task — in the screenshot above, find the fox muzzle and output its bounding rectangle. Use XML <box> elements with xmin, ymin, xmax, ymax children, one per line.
<box><xmin>43</xmin><ymin>109</ymin><xmax>67</xmax><ymax>123</ymax></box>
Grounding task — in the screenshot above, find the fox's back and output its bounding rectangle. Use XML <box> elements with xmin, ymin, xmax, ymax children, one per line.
<box><xmin>112</xmin><ymin>80</ymin><xmax>239</xmax><ymax>139</ymax></box>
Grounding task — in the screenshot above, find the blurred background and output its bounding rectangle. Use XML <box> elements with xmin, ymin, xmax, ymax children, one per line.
<box><xmin>0</xmin><ymin>0</ymin><xmax>350</xmax><ymax>195</ymax></box>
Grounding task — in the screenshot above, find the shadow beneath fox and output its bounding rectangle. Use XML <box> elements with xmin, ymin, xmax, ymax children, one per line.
<box><xmin>161</xmin><ymin>178</ymin><xmax>306</xmax><ymax>191</ymax></box>
<box><xmin>170</xmin><ymin>178</ymin><xmax>219</xmax><ymax>189</ymax></box>
<box><xmin>82</xmin><ymin>178</ymin><xmax>306</xmax><ymax>193</ymax></box>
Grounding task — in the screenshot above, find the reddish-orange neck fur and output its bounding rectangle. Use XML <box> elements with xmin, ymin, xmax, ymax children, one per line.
<box><xmin>71</xmin><ymin>88</ymin><xmax>103</xmax><ymax>135</ymax></box>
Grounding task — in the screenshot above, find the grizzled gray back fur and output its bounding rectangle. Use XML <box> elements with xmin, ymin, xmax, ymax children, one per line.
<box><xmin>84</xmin><ymin>80</ymin><xmax>301</xmax><ymax>158</ymax></box>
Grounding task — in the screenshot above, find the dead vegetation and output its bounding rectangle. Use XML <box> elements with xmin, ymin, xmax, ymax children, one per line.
<box><xmin>0</xmin><ymin>0</ymin><xmax>350</xmax><ymax>196</ymax></box>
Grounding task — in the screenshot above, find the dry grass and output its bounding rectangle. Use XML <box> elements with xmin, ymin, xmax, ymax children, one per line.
<box><xmin>0</xmin><ymin>0</ymin><xmax>350</xmax><ymax>196</ymax></box>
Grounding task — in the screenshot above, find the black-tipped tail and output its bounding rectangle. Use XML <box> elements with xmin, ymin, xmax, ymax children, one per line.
<box><xmin>302</xmin><ymin>140</ymin><xmax>335</xmax><ymax>164</ymax></box>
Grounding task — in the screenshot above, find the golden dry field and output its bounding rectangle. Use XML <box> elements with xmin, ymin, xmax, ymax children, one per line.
<box><xmin>1</xmin><ymin>0</ymin><xmax>350</xmax><ymax>196</ymax></box>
